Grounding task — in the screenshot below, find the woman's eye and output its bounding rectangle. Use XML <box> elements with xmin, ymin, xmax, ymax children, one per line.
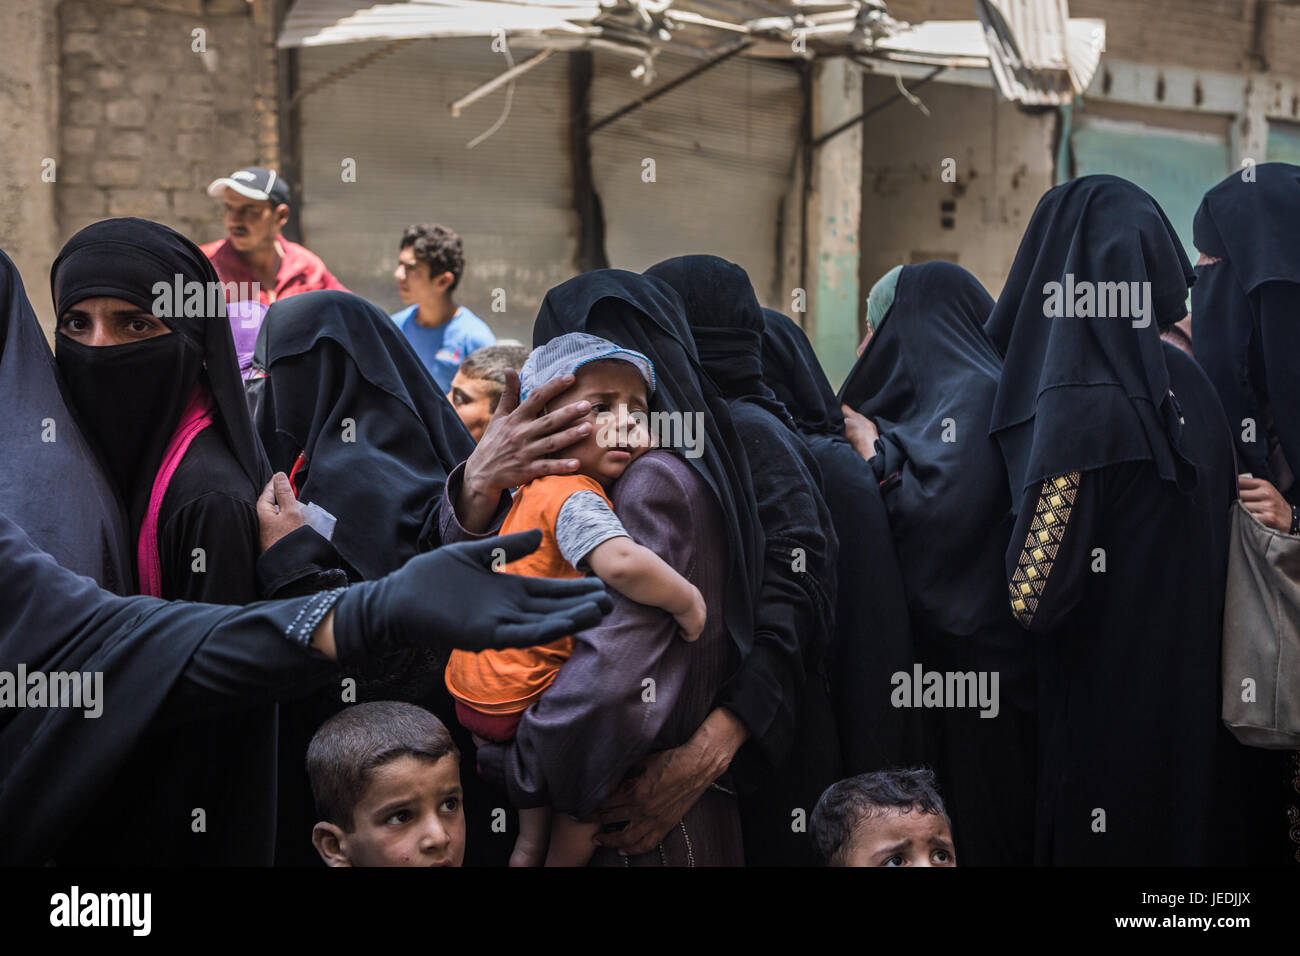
<box><xmin>127</xmin><ymin>319</ymin><xmax>156</xmax><ymax>335</ymax></box>
<box><xmin>591</xmin><ymin>402</ymin><xmax>610</xmax><ymax>414</ymax></box>
<box><xmin>439</xmin><ymin>797</ymin><xmax>460</xmax><ymax>813</ymax></box>
<box><xmin>933</xmin><ymin>850</ymin><xmax>952</xmax><ymax>864</ymax></box>
<box><xmin>59</xmin><ymin>316</ymin><xmax>86</xmax><ymax>333</ymax></box>
<box><xmin>884</xmin><ymin>855</ymin><xmax>904</xmax><ymax>867</ymax></box>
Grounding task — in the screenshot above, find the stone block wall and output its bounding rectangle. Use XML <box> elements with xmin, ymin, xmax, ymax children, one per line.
<box><xmin>56</xmin><ymin>0</ymin><xmax>279</xmax><ymax>255</ymax></box>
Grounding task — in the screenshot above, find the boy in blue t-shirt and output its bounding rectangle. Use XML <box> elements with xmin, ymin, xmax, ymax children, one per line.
<box><xmin>391</xmin><ymin>223</ymin><xmax>495</xmax><ymax>390</ymax></box>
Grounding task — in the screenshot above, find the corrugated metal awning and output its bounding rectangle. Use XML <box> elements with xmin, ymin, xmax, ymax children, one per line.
<box><xmin>278</xmin><ymin>0</ymin><xmax>1106</xmax><ymax>106</ymax></box>
<box><xmin>279</xmin><ymin>0</ymin><xmax>601</xmax><ymax>47</ymax></box>
<box><xmin>976</xmin><ymin>0</ymin><xmax>1105</xmax><ymax>106</ymax></box>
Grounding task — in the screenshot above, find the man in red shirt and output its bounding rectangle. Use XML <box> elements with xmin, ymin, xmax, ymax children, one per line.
<box><xmin>201</xmin><ymin>167</ymin><xmax>348</xmax><ymax>374</ymax></box>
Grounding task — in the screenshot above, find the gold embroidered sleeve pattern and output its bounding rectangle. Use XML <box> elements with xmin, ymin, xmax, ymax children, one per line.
<box><xmin>1009</xmin><ymin>472</ymin><xmax>1080</xmax><ymax>628</ymax></box>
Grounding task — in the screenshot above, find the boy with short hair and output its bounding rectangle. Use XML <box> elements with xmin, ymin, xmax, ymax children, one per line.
<box><xmin>391</xmin><ymin>223</ymin><xmax>495</xmax><ymax>390</ymax></box>
<box><xmin>445</xmin><ymin>332</ymin><xmax>706</xmax><ymax>867</ymax></box>
<box><xmin>307</xmin><ymin>701</ymin><xmax>465</xmax><ymax>867</ymax></box>
<box><xmin>811</xmin><ymin>768</ymin><xmax>958</xmax><ymax>867</ymax></box>
<box><xmin>447</xmin><ymin>343</ymin><xmax>530</xmax><ymax>442</ymax></box>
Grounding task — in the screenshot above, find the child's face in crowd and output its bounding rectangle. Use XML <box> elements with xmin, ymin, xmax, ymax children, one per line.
<box><xmin>313</xmin><ymin>753</ymin><xmax>465</xmax><ymax>867</ymax></box>
<box><xmin>447</xmin><ymin>370</ymin><xmax>497</xmax><ymax>443</ymax></box>
<box><xmin>839</xmin><ymin>809</ymin><xmax>956</xmax><ymax>867</ymax></box>
<box><xmin>550</xmin><ymin>362</ymin><xmax>651</xmax><ymax>489</ymax></box>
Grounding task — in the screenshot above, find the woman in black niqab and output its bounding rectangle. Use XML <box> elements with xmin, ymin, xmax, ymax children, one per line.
<box><xmin>761</xmin><ymin>308</ymin><xmax>920</xmax><ymax>776</ymax></box>
<box><xmin>1191</xmin><ymin>162</ymin><xmax>1300</xmax><ymax>516</ymax></box>
<box><xmin>47</xmin><ymin>218</ymin><xmax>300</xmax><ymax>864</ymax></box>
<box><xmin>251</xmin><ymin>289</ymin><xmax>483</xmax><ymax>864</ymax></box>
<box><xmin>838</xmin><ymin>262</ymin><xmax>1034</xmax><ymax>865</ymax></box>
<box><xmin>51</xmin><ymin>217</ymin><xmax>269</xmax><ymax>602</ymax></box>
<box><xmin>251</xmin><ymin>289</ymin><xmax>476</xmax><ymax>579</ymax></box>
<box><xmin>987</xmin><ymin>174</ymin><xmax>1284</xmax><ymax>865</ymax></box>
<box><xmin>508</xmin><ymin>268</ymin><xmax>761</xmax><ymax>864</ymax></box>
<box><xmin>645</xmin><ymin>255</ymin><xmax>840</xmax><ymax>866</ymax></box>
<box><xmin>533</xmin><ymin>269</ymin><xmax>762</xmax><ymax>657</ymax></box>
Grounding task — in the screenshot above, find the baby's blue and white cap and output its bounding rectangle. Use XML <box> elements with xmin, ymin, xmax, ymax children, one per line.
<box><xmin>520</xmin><ymin>332</ymin><xmax>656</xmax><ymax>400</ymax></box>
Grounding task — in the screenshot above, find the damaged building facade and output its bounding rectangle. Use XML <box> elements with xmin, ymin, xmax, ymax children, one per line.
<box><xmin>4</xmin><ymin>0</ymin><xmax>1300</xmax><ymax>383</ymax></box>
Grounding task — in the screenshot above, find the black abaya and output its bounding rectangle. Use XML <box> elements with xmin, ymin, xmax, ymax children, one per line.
<box><xmin>1192</xmin><ymin>162</ymin><xmax>1300</xmax><ymax>501</ymax></box>
<box><xmin>645</xmin><ymin>255</ymin><xmax>840</xmax><ymax>866</ymax></box>
<box><xmin>0</xmin><ymin>513</ymin><xmax>341</xmax><ymax>865</ymax></box>
<box><xmin>838</xmin><ymin>262</ymin><xmax>1034</xmax><ymax>865</ymax></box>
<box><xmin>761</xmin><ymin>309</ymin><xmax>920</xmax><ymax>774</ymax></box>
<box><xmin>989</xmin><ymin>176</ymin><xmax>1282</xmax><ymax>865</ymax></box>
<box><xmin>250</xmin><ymin>290</ymin><xmax>490</xmax><ymax>865</ymax></box>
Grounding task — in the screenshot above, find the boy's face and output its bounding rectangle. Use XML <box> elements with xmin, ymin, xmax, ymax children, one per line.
<box><xmin>394</xmin><ymin>246</ymin><xmax>452</xmax><ymax>305</ymax></box>
<box><xmin>313</xmin><ymin>753</ymin><xmax>465</xmax><ymax>867</ymax></box>
<box><xmin>550</xmin><ymin>361</ymin><xmax>651</xmax><ymax>489</ymax></box>
<box><xmin>447</xmin><ymin>370</ymin><xmax>498</xmax><ymax>443</ymax></box>
<box><xmin>838</xmin><ymin>809</ymin><xmax>956</xmax><ymax>867</ymax></box>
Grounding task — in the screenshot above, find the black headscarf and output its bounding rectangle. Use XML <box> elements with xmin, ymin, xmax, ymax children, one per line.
<box><xmin>252</xmin><ymin>289</ymin><xmax>476</xmax><ymax>580</ymax></box>
<box><xmin>840</xmin><ymin>262</ymin><xmax>1011</xmax><ymax>635</ymax></box>
<box><xmin>533</xmin><ymin>269</ymin><xmax>762</xmax><ymax>659</ymax></box>
<box><xmin>50</xmin><ymin>217</ymin><xmax>268</xmax><ymax>535</ymax></box>
<box><xmin>760</xmin><ymin>308</ymin><xmax>843</xmax><ymax>436</ymax></box>
<box><xmin>0</xmin><ymin>250</ymin><xmax>131</xmax><ymax>593</ymax></box>
<box><xmin>762</xmin><ymin>308</ymin><xmax>920</xmax><ymax>771</ymax></box>
<box><xmin>1191</xmin><ymin>162</ymin><xmax>1300</xmax><ymax>483</ymax></box>
<box><xmin>644</xmin><ymin>254</ymin><xmax>797</xmax><ymax>429</ymax></box>
<box><xmin>985</xmin><ymin>175</ymin><xmax>1197</xmax><ymax>507</ymax></box>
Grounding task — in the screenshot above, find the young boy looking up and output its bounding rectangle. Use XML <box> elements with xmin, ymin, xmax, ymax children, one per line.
<box><xmin>811</xmin><ymin>768</ymin><xmax>957</xmax><ymax>867</ymax></box>
<box><xmin>307</xmin><ymin>701</ymin><xmax>465</xmax><ymax>867</ymax></box>
<box><xmin>445</xmin><ymin>332</ymin><xmax>706</xmax><ymax>867</ymax></box>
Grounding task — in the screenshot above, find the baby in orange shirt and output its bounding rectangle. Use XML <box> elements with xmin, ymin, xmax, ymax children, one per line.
<box><xmin>445</xmin><ymin>332</ymin><xmax>706</xmax><ymax>867</ymax></box>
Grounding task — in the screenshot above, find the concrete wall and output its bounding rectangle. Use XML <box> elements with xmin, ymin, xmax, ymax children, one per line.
<box><xmin>0</xmin><ymin>0</ymin><xmax>62</xmax><ymax>330</ymax></box>
<box><xmin>858</xmin><ymin>75</ymin><xmax>1056</xmax><ymax>304</ymax></box>
<box><xmin>55</xmin><ymin>0</ymin><xmax>279</xmax><ymax>255</ymax></box>
<box><xmin>0</xmin><ymin>0</ymin><xmax>279</xmax><ymax>333</ymax></box>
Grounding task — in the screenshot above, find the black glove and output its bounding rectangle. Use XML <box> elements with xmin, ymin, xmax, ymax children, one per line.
<box><xmin>330</xmin><ymin>530</ymin><xmax>612</xmax><ymax>667</ymax></box>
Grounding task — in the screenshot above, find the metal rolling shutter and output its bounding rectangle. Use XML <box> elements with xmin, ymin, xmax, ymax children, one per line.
<box><xmin>297</xmin><ymin>38</ymin><xmax>576</xmax><ymax>343</ymax></box>
<box><xmin>587</xmin><ymin>50</ymin><xmax>803</xmax><ymax>305</ymax></box>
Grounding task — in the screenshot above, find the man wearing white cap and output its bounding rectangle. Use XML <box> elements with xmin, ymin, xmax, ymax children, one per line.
<box><xmin>201</xmin><ymin>166</ymin><xmax>348</xmax><ymax>374</ymax></box>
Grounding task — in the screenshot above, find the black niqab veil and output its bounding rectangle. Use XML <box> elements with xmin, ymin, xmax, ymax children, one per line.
<box><xmin>644</xmin><ymin>255</ymin><xmax>797</xmax><ymax>428</ymax></box>
<box><xmin>985</xmin><ymin>175</ymin><xmax>1197</xmax><ymax>509</ymax></box>
<box><xmin>0</xmin><ymin>250</ymin><xmax>131</xmax><ymax>592</ymax></box>
<box><xmin>533</xmin><ymin>270</ymin><xmax>762</xmax><ymax>657</ymax></box>
<box><xmin>762</xmin><ymin>308</ymin><xmax>920</xmax><ymax>771</ymax></box>
<box><xmin>50</xmin><ymin>217</ymin><xmax>268</xmax><ymax>536</ymax></box>
<box><xmin>1191</xmin><ymin>162</ymin><xmax>1300</xmax><ymax>485</ymax></box>
<box><xmin>252</xmin><ymin>290</ymin><xmax>476</xmax><ymax>580</ymax></box>
<box><xmin>759</xmin><ymin>308</ymin><xmax>843</xmax><ymax>436</ymax></box>
<box><xmin>840</xmin><ymin>262</ymin><xmax>1009</xmax><ymax>635</ymax></box>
